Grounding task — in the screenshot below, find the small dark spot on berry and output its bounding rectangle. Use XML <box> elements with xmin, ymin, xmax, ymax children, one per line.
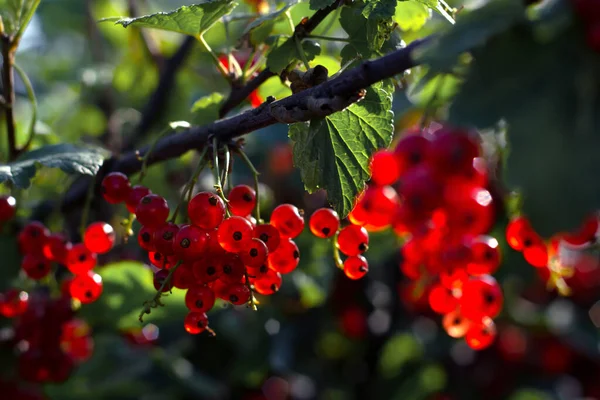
<box><xmin>293</xmin><ymin>250</ymin><xmax>299</xmax><ymax>259</ymax></box>
<box><xmin>78</xmin><ymin>254</ymin><xmax>87</xmax><ymax>262</ymax></box>
<box><xmin>484</xmin><ymin>293</ymin><xmax>495</xmax><ymax>304</ymax></box>
<box><xmin>453</xmin><ymin>317</ymin><xmax>461</xmax><ymax>325</ymax></box>
<box><xmin>358</xmin><ymin>243</ymin><xmax>367</xmax><ymax>252</ymax></box>
<box><xmin>233</xmin><ymin>232</ymin><xmax>242</xmax><ymax>241</ymax></box>
<box><xmin>180</xmin><ymin>238</ymin><xmax>190</xmax><ymax>248</ymax></box>
<box><xmin>322</xmin><ymin>227</ymin><xmax>330</xmax><ymax>236</ymax></box>
<box><xmin>523</xmin><ymin>238</ymin><xmax>533</xmax><ymax>247</ymax></box>
<box><xmin>206</xmin><ymin>266</ymin><xmax>216</xmax><ymax>275</ymax></box>
<box><xmin>197</xmin><ymin>320</ymin><xmax>206</xmax><ymax>328</ymax></box>
<box><xmin>195</xmin><ymin>300</ymin><xmax>204</xmax><ymax>309</ymax></box>
<box><xmin>358</xmin><ymin>266</ymin><xmax>367</xmax><ymax>273</ymax></box>
<box><xmin>259</xmin><ymin>265</ymin><xmax>268</xmax><ymax>273</ymax></box>
<box><xmin>230</xmin><ymin>294</ymin><xmax>239</xmax><ymax>303</ymax></box>
<box><xmin>242</xmin><ymin>193</ymin><xmax>253</xmax><ymax>202</ymax></box>
<box><xmin>484</xmin><ymin>250</ymin><xmax>493</xmax><ymax>260</ymax></box>
<box><xmin>223</xmin><ymin>265</ymin><xmax>232</xmax><ymax>274</ymax></box>
<box><xmin>208</xmin><ymin>197</ymin><xmax>218</xmax><ymax>206</ymax></box>
<box><xmin>31</xmin><ymin>231</ymin><xmax>39</xmax><ymax>238</ymax></box>
<box><xmin>38</xmin><ymin>263</ymin><xmax>46</xmax><ymax>270</ymax></box>
<box><xmin>85</xmin><ymin>290</ymin><xmax>93</xmax><ymax>299</ymax></box>
<box><xmin>141</xmin><ymin>197</ymin><xmax>152</xmax><ymax>204</ymax></box>
<box><xmin>154</xmin><ymin>253</ymin><xmax>163</xmax><ymax>261</ymax></box>
<box><xmin>270</xmin><ymin>284</ymin><xmax>278</xmax><ymax>293</ymax></box>
<box><xmin>142</xmin><ymin>232</ymin><xmax>151</xmax><ymax>242</ymax></box>
<box><xmin>250</xmin><ymin>248</ymin><xmax>258</xmax><ymax>257</ymax></box>
<box><xmin>260</xmin><ymin>233</ymin><xmax>269</xmax><ymax>242</ymax></box>
<box><xmin>163</xmin><ymin>231</ymin><xmax>174</xmax><ymax>240</ymax></box>
<box><xmin>409</xmin><ymin>152</ymin><xmax>422</xmax><ymax>164</ymax></box>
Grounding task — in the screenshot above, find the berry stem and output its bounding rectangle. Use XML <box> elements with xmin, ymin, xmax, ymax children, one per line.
<box><xmin>307</xmin><ymin>34</ymin><xmax>351</xmax><ymax>43</ymax></box>
<box><xmin>221</xmin><ymin>145</ymin><xmax>230</xmax><ymax>191</ymax></box>
<box><xmin>294</xmin><ymin>36</ymin><xmax>311</xmax><ymax>71</ymax></box>
<box><xmin>170</xmin><ymin>146</ymin><xmax>209</xmax><ymax>223</ymax></box>
<box><xmin>121</xmin><ymin>213</ymin><xmax>136</xmax><ymax>242</ymax></box>
<box><xmin>332</xmin><ymin>231</ymin><xmax>344</xmax><ymax>270</ymax></box>
<box><xmin>13</xmin><ymin>61</ymin><xmax>37</xmax><ymax>154</ymax></box>
<box><xmin>244</xmin><ymin>269</ymin><xmax>258</xmax><ymax>311</ymax></box>
<box><xmin>196</xmin><ymin>34</ymin><xmax>231</xmax><ymax>82</ymax></box>
<box><xmin>212</xmin><ymin>137</ymin><xmax>231</xmax><ymax>215</ymax></box>
<box><xmin>236</xmin><ymin>148</ymin><xmax>261</xmax><ymax>223</ymax></box>
<box><xmin>139</xmin><ymin>260</ymin><xmax>183</xmax><ymax>322</ymax></box>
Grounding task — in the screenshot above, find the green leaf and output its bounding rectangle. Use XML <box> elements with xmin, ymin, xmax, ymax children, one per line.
<box><xmin>412</xmin><ymin>0</ymin><xmax>438</xmax><ymax>8</ymax></box>
<box><xmin>395</xmin><ymin>1</ymin><xmax>431</xmax><ymax>32</ymax></box>
<box><xmin>340</xmin><ymin>0</ymin><xmax>395</xmax><ymax>58</ymax></box>
<box><xmin>412</xmin><ymin>0</ymin><xmax>525</xmax><ymax>70</ymax></box>
<box><xmin>289</xmin><ymin>81</ymin><xmax>394</xmax><ymax>216</ymax></box>
<box><xmin>0</xmin><ymin>144</ymin><xmax>107</xmax><ymax>189</ymax></box>
<box><xmin>190</xmin><ymin>92</ymin><xmax>225</xmax><ymax>125</ymax></box>
<box><xmin>243</xmin><ymin>1</ymin><xmax>298</xmax><ymax>45</ymax></box>
<box><xmin>0</xmin><ymin>0</ymin><xmax>40</xmax><ymax>38</ymax></box>
<box><xmin>362</xmin><ymin>0</ymin><xmax>397</xmax><ymax>20</ymax></box>
<box><xmin>448</xmin><ymin>25</ymin><xmax>600</xmax><ymax>236</ymax></box>
<box><xmin>309</xmin><ymin>0</ymin><xmax>335</xmax><ymax>10</ymax></box>
<box><xmin>113</xmin><ymin>0</ymin><xmax>237</xmax><ymax>36</ymax></box>
<box><xmin>79</xmin><ymin>261</ymin><xmax>187</xmax><ymax>330</ymax></box>
<box><xmin>266</xmin><ymin>36</ymin><xmax>321</xmax><ymax>74</ymax></box>
<box><xmin>378</xmin><ymin>334</ymin><xmax>422</xmax><ymax>378</ymax></box>
<box><xmin>292</xmin><ymin>271</ymin><xmax>326</xmax><ymax>308</ymax></box>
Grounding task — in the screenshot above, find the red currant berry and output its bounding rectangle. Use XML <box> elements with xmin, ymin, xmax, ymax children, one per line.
<box><xmin>239</xmin><ymin>238</ymin><xmax>268</xmax><ymax>268</ymax></box>
<box><xmin>153</xmin><ymin>269</ymin><xmax>174</xmax><ymax>292</ymax></box>
<box><xmin>356</xmin><ymin>185</ymin><xmax>400</xmax><ymax>231</ymax></box>
<box><xmin>138</xmin><ymin>226</ymin><xmax>156</xmax><ymax>251</ymax></box>
<box><xmin>428</xmin><ymin>284</ymin><xmax>458</xmax><ymax>314</ymax></box>
<box><xmin>228</xmin><ymin>185</ymin><xmax>257</xmax><ymax>216</ymax></box>
<box><xmin>465</xmin><ymin>318</ymin><xmax>496</xmax><ymax>350</ymax></box>
<box><xmin>267</xmin><ymin>238</ymin><xmax>300</xmax><ymax>274</ymax></box>
<box><xmin>183</xmin><ymin>312</ymin><xmax>208</xmax><ymax>334</ymax></box>
<box><xmin>185</xmin><ymin>285</ymin><xmax>216</xmax><ymax>313</ymax></box>
<box><xmin>60</xmin><ymin>319</ymin><xmax>93</xmax><ymax>362</ymax></box>
<box><xmin>442</xmin><ymin>310</ymin><xmax>471</xmax><ymax>338</ymax></box>
<box><xmin>204</xmin><ymin>228</ymin><xmax>226</xmax><ymax>255</ymax></box>
<box><xmin>83</xmin><ymin>221</ymin><xmax>115</xmax><ymax>254</ymax></box>
<box><xmin>337</xmin><ymin>225</ymin><xmax>369</xmax><ymax>256</ymax></box>
<box><xmin>427</xmin><ymin>127</ymin><xmax>480</xmax><ymax>176</ymax></box>
<box><xmin>135</xmin><ymin>194</ymin><xmax>169</xmax><ymax>229</ymax></box>
<box><xmin>43</xmin><ymin>233</ymin><xmax>72</xmax><ymax>264</ymax></box>
<box><xmin>252</xmin><ymin>270</ymin><xmax>282</xmax><ymax>295</ymax></box>
<box><xmin>153</xmin><ymin>222</ymin><xmax>180</xmax><ymax>255</ymax></box>
<box><xmin>218</xmin><ymin>216</ymin><xmax>254</xmax><ymax>253</ymax></box>
<box><xmin>173</xmin><ymin>224</ymin><xmax>208</xmax><ymax>261</ymax></box>
<box><xmin>101</xmin><ymin>172</ymin><xmax>131</xmax><ymax>204</ymax></box>
<box><xmin>343</xmin><ymin>255</ymin><xmax>369</xmax><ymax>280</ymax></box>
<box><xmin>523</xmin><ymin>240</ymin><xmax>548</xmax><ymax>268</ymax></box>
<box><xmin>460</xmin><ymin>275</ymin><xmax>503</xmax><ymax>320</ymax></box>
<box><xmin>21</xmin><ymin>254</ymin><xmax>51</xmax><ymax>280</ymax></box>
<box><xmin>445</xmin><ymin>187</ymin><xmax>495</xmax><ymax>238</ymax></box>
<box><xmin>209</xmin><ymin>278</ymin><xmax>230</xmax><ymax>299</ymax></box>
<box><xmin>440</xmin><ymin>268</ymin><xmax>469</xmax><ymax>290</ymax></box>
<box><xmin>467</xmin><ymin>236</ymin><xmax>501</xmax><ymax>275</ymax></box>
<box><xmin>397</xmin><ymin>165</ymin><xmax>442</xmax><ymax>217</ymax></box>
<box><xmin>225</xmin><ymin>282</ymin><xmax>251</xmax><ymax>305</ymax></box>
<box><xmin>370</xmin><ymin>149</ymin><xmax>401</xmax><ymax>185</ymax></box>
<box><xmin>18</xmin><ymin>221</ymin><xmax>49</xmax><ymax>255</ymax></box>
<box><xmin>393</xmin><ymin>133</ymin><xmax>431</xmax><ymax>177</ymax></box>
<box><xmin>270</xmin><ymin>204</ymin><xmax>304</xmax><ymax>239</ymax></box>
<box><xmin>0</xmin><ymin>195</ymin><xmax>16</xmax><ymax>221</ymax></box>
<box><xmin>505</xmin><ymin>216</ymin><xmax>533</xmax><ymax>251</ymax></box>
<box><xmin>126</xmin><ymin>185</ymin><xmax>152</xmax><ymax>213</ymax></box>
<box><xmin>148</xmin><ymin>251</ymin><xmax>175</xmax><ymax>269</ymax></box>
<box><xmin>70</xmin><ymin>271</ymin><xmax>103</xmax><ymax>304</ymax></box>
<box><xmin>192</xmin><ymin>258</ymin><xmax>223</xmax><ymax>284</ymax></box>
<box><xmin>219</xmin><ymin>253</ymin><xmax>246</xmax><ymax>284</ymax></box>
<box><xmin>172</xmin><ymin>263</ymin><xmax>195</xmax><ymax>289</ymax></box>
<box><xmin>188</xmin><ymin>192</ymin><xmax>226</xmax><ymax>229</ymax></box>
<box><xmin>309</xmin><ymin>208</ymin><xmax>340</xmax><ymax>239</ymax></box>
<box><xmin>0</xmin><ymin>289</ymin><xmax>28</xmax><ymax>317</ymax></box>
<box><xmin>254</xmin><ymin>224</ymin><xmax>281</xmax><ymax>252</ymax></box>
<box><xmin>66</xmin><ymin>243</ymin><xmax>97</xmax><ymax>275</ymax></box>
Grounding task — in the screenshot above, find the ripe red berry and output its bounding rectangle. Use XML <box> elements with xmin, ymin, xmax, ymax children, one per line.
<box><xmin>21</xmin><ymin>254</ymin><xmax>51</xmax><ymax>280</ymax></box>
<box><xmin>172</xmin><ymin>263</ymin><xmax>195</xmax><ymax>289</ymax></box>
<box><xmin>267</xmin><ymin>238</ymin><xmax>300</xmax><ymax>274</ymax></box>
<box><xmin>239</xmin><ymin>238</ymin><xmax>268</xmax><ymax>268</ymax></box>
<box><xmin>370</xmin><ymin>149</ymin><xmax>401</xmax><ymax>185</ymax></box>
<box><xmin>135</xmin><ymin>194</ymin><xmax>169</xmax><ymax>229</ymax></box>
<box><xmin>185</xmin><ymin>286</ymin><xmax>216</xmax><ymax>313</ymax></box>
<box><xmin>101</xmin><ymin>172</ymin><xmax>131</xmax><ymax>204</ymax></box>
<box><xmin>18</xmin><ymin>221</ymin><xmax>50</xmax><ymax>255</ymax></box>
<box><xmin>153</xmin><ymin>269</ymin><xmax>174</xmax><ymax>292</ymax></box>
<box><xmin>445</xmin><ymin>187</ymin><xmax>494</xmax><ymax>238</ymax></box>
<box><xmin>66</xmin><ymin>243</ymin><xmax>97</xmax><ymax>275</ymax></box>
<box><xmin>0</xmin><ymin>195</ymin><xmax>16</xmax><ymax>221</ymax></box>
<box><xmin>309</xmin><ymin>208</ymin><xmax>340</xmax><ymax>238</ymax></box>
<box><xmin>460</xmin><ymin>275</ymin><xmax>503</xmax><ymax>320</ymax></box>
<box><xmin>126</xmin><ymin>185</ymin><xmax>152</xmax><ymax>213</ymax></box>
<box><xmin>173</xmin><ymin>225</ymin><xmax>208</xmax><ymax>261</ymax></box>
<box><xmin>343</xmin><ymin>255</ymin><xmax>369</xmax><ymax>280</ymax></box>
<box><xmin>465</xmin><ymin>318</ymin><xmax>496</xmax><ymax>350</ymax></box>
<box><xmin>218</xmin><ymin>216</ymin><xmax>254</xmax><ymax>253</ymax></box>
<box><xmin>270</xmin><ymin>204</ymin><xmax>304</xmax><ymax>239</ymax></box>
<box><xmin>219</xmin><ymin>253</ymin><xmax>246</xmax><ymax>284</ymax></box>
<box><xmin>83</xmin><ymin>222</ymin><xmax>115</xmax><ymax>254</ymax></box>
<box><xmin>337</xmin><ymin>225</ymin><xmax>369</xmax><ymax>256</ymax></box>
<box><xmin>70</xmin><ymin>271</ymin><xmax>103</xmax><ymax>304</ymax></box>
<box><xmin>153</xmin><ymin>222</ymin><xmax>180</xmax><ymax>255</ymax></box>
<box><xmin>428</xmin><ymin>284</ymin><xmax>458</xmax><ymax>314</ymax></box>
<box><xmin>252</xmin><ymin>270</ymin><xmax>282</xmax><ymax>295</ymax></box>
<box><xmin>505</xmin><ymin>216</ymin><xmax>533</xmax><ymax>251</ymax></box>
<box><xmin>0</xmin><ymin>289</ymin><xmax>28</xmax><ymax>317</ymax></box>
<box><xmin>192</xmin><ymin>257</ymin><xmax>223</xmax><ymax>283</ymax></box>
<box><xmin>228</xmin><ymin>185</ymin><xmax>257</xmax><ymax>216</ymax></box>
<box><xmin>148</xmin><ymin>251</ymin><xmax>175</xmax><ymax>269</ymax></box>
<box><xmin>253</xmin><ymin>224</ymin><xmax>281</xmax><ymax>252</ymax></box>
<box><xmin>183</xmin><ymin>312</ymin><xmax>208</xmax><ymax>334</ymax></box>
<box><xmin>442</xmin><ymin>310</ymin><xmax>471</xmax><ymax>338</ymax></box>
<box><xmin>427</xmin><ymin>128</ymin><xmax>480</xmax><ymax>176</ymax></box>
<box><xmin>43</xmin><ymin>233</ymin><xmax>72</xmax><ymax>264</ymax></box>
<box><xmin>523</xmin><ymin>240</ymin><xmax>548</xmax><ymax>268</ymax></box>
<box><xmin>188</xmin><ymin>192</ymin><xmax>226</xmax><ymax>229</ymax></box>
<box><xmin>137</xmin><ymin>226</ymin><xmax>156</xmax><ymax>251</ymax></box>
<box><xmin>467</xmin><ymin>236</ymin><xmax>501</xmax><ymax>275</ymax></box>
<box><xmin>225</xmin><ymin>283</ymin><xmax>251</xmax><ymax>305</ymax></box>
<box><xmin>355</xmin><ymin>185</ymin><xmax>400</xmax><ymax>231</ymax></box>
<box><xmin>393</xmin><ymin>133</ymin><xmax>431</xmax><ymax>177</ymax></box>
<box><xmin>397</xmin><ymin>165</ymin><xmax>442</xmax><ymax>217</ymax></box>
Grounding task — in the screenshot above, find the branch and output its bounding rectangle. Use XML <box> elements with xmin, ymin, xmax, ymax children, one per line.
<box><xmin>1</xmin><ymin>34</ymin><xmax>17</xmax><ymax>161</ymax></box>
<box><xmin>61</xmin><ymin>39</ymin><xmax>425</xmax><ymax>211</ymax></box>
<box><xmin>122</xmin><ymin>36</ymin><xmax>196</xmax><ymax>151</ymax></box>
<box><xmin>218</xmin><ymin>0</ymin><xmax>344</xmax><ymax>117</ymax></box>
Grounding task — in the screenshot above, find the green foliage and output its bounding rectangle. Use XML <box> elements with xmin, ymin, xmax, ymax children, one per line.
<box><xmin>191</xmin><ymin>92</ymin><xmax>225</xmax><ymax>125</ymax></box>
<box><xmin>111</xmin><ymin>0</ymin><xmax>237</xmax><ymax>36</ymax></box>
<box><xmin>243</xmin><ymin>1</ymin><xmax>299</xmax><ymax>45</ymax></box>
<box><xmin>266</xmin><ymin>36</ymin><xmax>322</xmax><ymax>73</ymax></box>
<box><xmin>0</xmin><ymin>144</ymin><xmax>106</xmax><ymax>189</ymax></box>
<box><xmin>378</xmin><ymin>333</ymin><xmax>422</xmax><ymax>378</ymax></box>
<box><xmin>394</xmin><ymin>1</ymin><xmax>431</xmax><ymax>32</ymax></box>
<box><xmin>289</xmin><ymin>81</ymin><xmax>394</xmax><ymax>217</ymax></box>
<box><xmin>309</xmin><ymin>0</ymin><xmax>336</xmax><ymax>11</ymax></box>
<box><xmin>0</xmin><ymin>0</ymin><xmax>39</xmax><ymax>37</ymax></box>
<box><xmin>340</xmin><ymin>0</ymin><xmax>396</xmax><ymax>58</ymax></box>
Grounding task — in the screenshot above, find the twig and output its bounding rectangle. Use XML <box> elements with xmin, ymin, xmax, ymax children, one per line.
<box><xmin>1</xmin><ymin>34</ymin><xmax>17</xmax><ymax>161</ymax></box>
<box><xmin>139</xmin><ymin>260</ymin><xmax>183</xmax><ymax>322</ymax></box>
<box><xmin>13</xmin><ymin>62</ymin><xmax>37</xmax><ymax>155</ymax></box>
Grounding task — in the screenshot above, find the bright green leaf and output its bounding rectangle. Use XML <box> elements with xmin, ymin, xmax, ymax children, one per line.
<box><xmin>244</xmin><ymin>1</ymin><xmax>298</xmax><ymax>45</ymax></box>
<box><xmin>288</xmin><ymin>81</ymin><xmax>394</xmax><ymax>217</ymax></box>
<box><xmin>258</xmin><ymin>75</ymin><xmax>292</xmax><ymax>101</ymax></box>
<box><xmin>190</xmin><ymin>92</ymin><xmax>225</xmax><ymax>125</ymax></box>
<box><xmin>340</xmin><ymin>0</ymin><xmax>395</xmax><ymax>58</ymax></box>
<box><xmin>395</xmin><ymin>1</ymin><xmax>431</xmax><ymax>31</ymax></box>
<box><xmin>266</xmin><ymin>36</ymin><xmax>321</xmax><ymax>74</ymax></box>
<box><xmin>0</xmin><ymin>144</ymin><xmax>107</xmax><ymax>189</ymax></box>
<box><xmin>362</xmin><ymin>0</ymin><xmax>397</xmax><ymax>20</ymax></box>
<box><xmin>113</xmin><ymin>0</ymin><xmax>237</xmax><ymax>36</ymax></box>
<box><xmin>309</xmin><ymin>0</ymin><xmax>335</xmax><ymax>10</ymax></box>
<box><xmin>0</xmin><ymin>0</ymin><xmax>40</xmax><ymax>38</ymax></box>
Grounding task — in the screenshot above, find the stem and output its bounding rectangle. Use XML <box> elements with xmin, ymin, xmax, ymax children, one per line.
<box><xmin>1</xmin><ymin>35</ymin><xmax>17</xmax><ymax>161</ymax></box>
<box><xmin>79</xmin><ymin>175</ymin><xmax>97</xmax><ymax>238</ymax></box>
<box><xmin>285</xmin><ymin>10</ymin><xmax>295</xmax><ymax>35</ymax></box>
<box><xmin>332</xmin><ymin>232</ymin><xmax>344</xmax><ymax>270</ymax></box>
<box><xmin>236</xmin><ymin>149</ymin><xmax>261</xmax><ymax>223</ymax></box>
<box><xmin>244</xmin><ymin>269</ymin><xmax>258</xmax><ymax>311</ymax></box>
<box><xmin>295</xmin><ymin>36</ymin><xmax>311</xmax><ymax>70</ymax></box>
<box><xmin>121</xmin><ymin>213</ymin><xmax>136</xmax><ymax>242</ymax></box>
<box><xmin>13</xmin><ymin>62</ymin><xmax>37</xmax><ymax>153</ymax></box>
<box><xmin>139</xmin><ymin>260</ymin><xmax>183</xmax><ymax>322</ymax></box>
<box><xmin>241</xmin><ymin>46</ymin><xmax>257</xmax><ymax>82</ymax></box>
<box><xmin>221</xmin><ymin>145</ymin><xmax>230</xmax><ymax>191</ymax></box>
<box><xmin>196</xmin><ymin>34</ymin><xmax>230</xmax><ymax>81</ymax></box>
<box><xmin>170</xmin><ymin>147</ymin><xmax>209</xmax><ymax>223</ymax></box>
<box><xmin>212</xmin><ymin>137</ymin><xmax>230</xmax><ymax>211</ymax></box>
<box><xmin>307</xmin><ymin>34</ymin><xmax>351</xmax><ymax>42</ymax></box>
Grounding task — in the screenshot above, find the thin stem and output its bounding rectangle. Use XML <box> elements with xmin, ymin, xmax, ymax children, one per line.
<box><xmin>244</xmin><ymin>269</ymin><xmax>258</xmax><ymax>311</ymax></box>
<box><xmin>121</xmin><ymin>213</ymin><xmax>136</xmax><ymax>242</ymax></box>
<box><xmin>236</xmin><ymin>149</ymin><xmax>261</xmax><ymax>223</ymax></box>
<box><xmin>241</xmin><ymin>46</ymin><xmax>257</xmax><ymax>82</ymax></box>
<box><xmin>295</xmin><ymin>36</ymin><xmax>311</xmax><ymax>70</ymax></box>
<box><xmin>170</xmin><ymin>147</ymin><xmax>209</xmax><ymax>223</ymax></box>
<box><xmin>1</xmin><ymin>35</ymin><xmax>17</xmax><ymax>161</ymax></box>
<box><xmin>221</xmin><ymin>145</ymin><xmax>230</xmax><ymax>191</ymax></box>
<box><xmin>307</xmin><ymin>34</ymin><xmax>351</xmax><ymax>42</ymax></box>
<box><xmin>13</xmin><ymin>62</ymin><xmax>37</xmax><ymax>154</ymax></box>
<box><xmin>212</xmin><ymin>137</ymin><xmax>230</xmax><ymax>212</ymax></box>
<box><xmin>79</xmin><ymin>175</ymin><xmax>97</xmax><ymax>238</ymax></box>
<box><xmin>139</xmin><ymin>260</ymin><xmax>183</xmax><ymax>322</ymax></box>
<box><xmin>196</xmin><ymin>34</ymin><xmax>230</xmax><ymax>81</ymax></box>
<box><xmin>285</xmin><ymin>10</ymin><xmax>295</xmax><ymax>35</ymax></box>
<box><xmin>332</xmin><ymin>232</ymin><xmax>344</xmax><ymax>270</ymax></box>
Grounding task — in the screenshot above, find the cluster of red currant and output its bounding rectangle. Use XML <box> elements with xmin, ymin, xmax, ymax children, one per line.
<box><xmin>101</xmin><ymin>171</ymin><xmax>303</xmax><ymax>335</ymax></box>
<box><xmin>355</xmin><ymin>126</ymin><xmax>502</xmax><ymax>350</ymax></box>
<box><xmin>572</xmin><ymin>0</ymin><xmax>600</xmax><ymax>52</ymax></box>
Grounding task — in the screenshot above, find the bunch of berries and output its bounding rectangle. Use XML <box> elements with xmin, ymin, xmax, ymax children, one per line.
<box><xmin>17</xmin><ymin>220</ymin><xmax>112</xmax><ymax>304</ymax></box>
<box><xmin>352</xmin><ymin>125</ymin><xmax>502</xmax><ymax>350</ymax></box>
<box><xmin>102</xmin><ymin>172</ymin><xmax>304</xmax><ymax>335</ymax></box>
<box><xmin>0</xmin><ymin>290</ymin><xmax>93</xmax><ymax>383</ymax></box>
<box><xmin>572</xmin><ymin>0</ymin><xmax>600</xmax><ymax>52</ymax></box>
